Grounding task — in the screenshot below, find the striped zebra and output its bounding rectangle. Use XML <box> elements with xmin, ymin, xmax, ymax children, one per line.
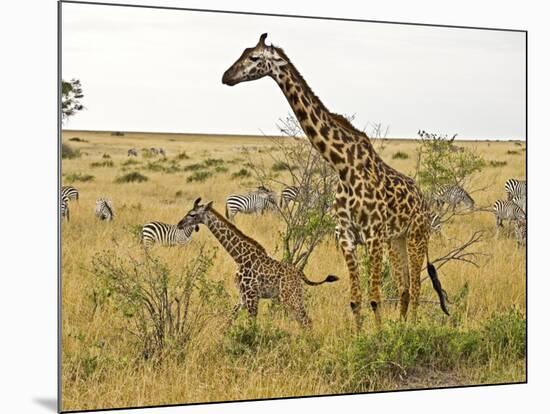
<box><xmin>429</xmin><ymin>212</ymin><xmax>442</xmax><ymax>234</ymax></box>
<box><xmin>225</xmin><ymin>187</ymin><xmax>277</xmax><ymax>221</ymax></box>
<box><xmin>61</xmin><ymin>185</ymin><xmax>79</xmax><ymax>202</ymax></box>
<box><xmin>504</xmin><ymin>179</ymin><xmax>526</xmax><ymax>202</ymax></box>
<box><xmin>493</xmin><ymin>199</ymin><xmax>525</xmax><ymax>227</ymax></box>
<box><xmin>158</xmin><ymin>148</ymin><xmax>166</xmax><ymax>157</ymax></box>
<box><xmin>512</xmin><ymin>195</ymin><xmax>526</xmax><ymax>214</ymax></box>
<box><xmin>280</xmin><ymin>185</ymin><xmax>300</xmax><ymax>208</ymax></box>
<box><xmin>61</xmin><ymin>196</ymin><xmax>70</xmax><ymax>221</ymax></box>
<box><xmin>513</xmin><ymin>217</ymin><xmax>526</xmax><ymax>246</ymax></box>
<box><xmin>433</xmin><ymin>184</ymin><xmax>474</xmax><ymax>211</ymax></box>
<box><xmin>95</xmin><ymin>198</ymin><xmax>114</xmax><ymax>221</ymax></box>
<box><xmin>141</xmin><ymin>221</ymin><xmax>198</xmax><ymax>249</ymax></box>
<box><xmin>149</xmin><ymin>147</ymin><xmax>159</xmax><ymax>155</ymax></box>
<box><xmin>128</xmin><ymin>148</ymin><xmax>138</xmax><ymax>157</ymax></box>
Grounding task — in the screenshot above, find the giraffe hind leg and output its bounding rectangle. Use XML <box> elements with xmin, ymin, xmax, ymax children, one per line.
<box><xmin>407</xmin><ymin>236</ymin><xmax>427</xmax><ymax>323</ymax></box>
<box><xmin>367</xmin><ymin>238</ymin><xmax>384</xmax><ymax>328</ymax></box>
<box><xmin>389</xmin><ymin>236</ymin><xmax>410</xmax><ymax>321</ymax></box>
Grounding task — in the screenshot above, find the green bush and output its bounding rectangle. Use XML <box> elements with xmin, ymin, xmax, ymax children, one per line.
<box><xmin>231</xmin><ymin>168</ymin><xmax>252</xmax><ymax>179</ymax></box>
<box><xmin>392</xmin><ymin>151</ymin><xmax>409</xmax><ymax>160</ymax></box>
<box><xmin>115</xmin><ymin>172</ymin><xmax>149</xmax><ymax>183</ymax></box>
<box><xmin>272</xmin><ymin>161</ymin><xmax>295</xmax><ymax>172</ymax></box>
<box><xmin>204</xmin><ymin>158</ymin><xmax>224</xmax><ymax>167</ymax></box>
<box><xmin>175</xmin><ymin>190</ymin><xmax>183</xmax><ymax>198</ymax></box>
<box><xmin>64</xmin><ymin>172</ymin><xmax>94</xmax><ymax>183</ymax></box>
<box><xmin>61</xmin><ymin>143</ymin><xmax>81</xmax><ymax>159</ymax></box>
<box><xmin>68</xmin><ymin>137</ymin><xmax>88</xmax><ymax>143</ymax></box>
<box><xmin>122</xmin><ymin>159</ymin><xmax>140</xmax><ymax>166</ymax></box>
<box><xmin>175</xmin><ymin>151</ymin><xmax>190</xmax><ymax>160</ymax></box>
<box><xmin>223</xmin><ymin>319</ymin><xmax>289</xmax><ymax>358</ymax></box>
<box><xmin>186</xmin><ymin>171</ymin><xmax>212</xmax><ymax>183</ymax></box>
<box><xmin>489</xmin><ymin>160</ymin><xmax>508</xmax><ymax>167</ymax></box>
<box><xmin>90</xmin><ymin>160</ymin><xmax>114</xmax><ymax>168</ymax></box>
<box><xmin>507</xmin><ymin>150</ymin><xmax>519</xmax><ymax>155</ymax></box>
<box><xmin>102</xmin><ymin>153</ymin><xmax>111</xmax><ymax>159</ymax></box>
<box><xmin>183</xmin><ymin>163</ymin><xmax>206</xmax><ymax>172</ymax></box>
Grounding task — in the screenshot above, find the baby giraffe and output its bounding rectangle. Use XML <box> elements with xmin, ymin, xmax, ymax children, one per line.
<box><xmin>177</xmin><ymin>198</ymin><xmax>339</xmax><ymax>327</ymax></box>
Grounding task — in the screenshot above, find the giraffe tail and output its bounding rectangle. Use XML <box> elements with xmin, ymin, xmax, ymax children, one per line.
<box><xmin>426</xmin><ymin>258</ymin><xmax>450</xmax><ymax>316</ymax></box>
<box><xmin>301</xmin><ymin>274</ymin><xmax>339</xmax><ymax>286</ymax></box>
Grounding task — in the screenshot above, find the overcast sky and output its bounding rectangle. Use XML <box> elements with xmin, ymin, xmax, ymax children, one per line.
<box><xmin>62</xmin><ymin>3</ymin><xmax>526</xmax><ymax>140</ymax></box>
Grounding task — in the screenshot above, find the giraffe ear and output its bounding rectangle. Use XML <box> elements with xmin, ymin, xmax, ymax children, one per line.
<box><xmin>193</xmin><ymin>197</ymin><xmax>201</xmax><ymax>207</ymax></box>
<box><xmin>258</xmin><ymin>33</ymin><xmax>268</xmax><ymax>46</ymax></box>
<box><xmin>205</xmin><ymin>201</ymin><xmax>214</xmax><ymax>210</ymax></box>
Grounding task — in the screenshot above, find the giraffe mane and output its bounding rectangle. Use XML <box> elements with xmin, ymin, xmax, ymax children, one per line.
<box><xmin>274</xmin><ymin>46</ymin><xmax>370</xmax><ymax>139</ymax></box>
<box><xmin>209</xmin><ymin>207</ymin><xmax>267</xmax><ymax>253</ymax></box>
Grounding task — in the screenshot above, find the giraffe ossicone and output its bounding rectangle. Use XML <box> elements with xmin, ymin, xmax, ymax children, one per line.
<box><xmin>222</xmin><ymin>33</ymin><xmax>450</xmax><ymax>330</ymax></box>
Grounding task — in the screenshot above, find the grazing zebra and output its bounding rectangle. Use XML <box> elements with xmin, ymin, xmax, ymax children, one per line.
<box><xmin>225</xmin><ymin>188</ymin><xmax>277</xmax><ymax>221</ymax></box>
<box><xmin>158</xmin><ymin>148</ymin><xmax>166</xmax><ymax>157</ymax></box>
<box><xmin>504</xmin><ymin>179</ymin><xmax>526</xmax><ymax>202</ymax></box>
<box><xmin>128</xmin><ymin>148</ymin><xmax>138</xmax><ymax>157</ymax></box>
<box><xmin>280</xmin><ymin>185</ymin><xmax>300</xmax><ymax>208</ymax></box>
<box><xmin>493</xmin><ymin>199</ymin><xmax>524</xmax><ymax>227</ymax></box>
<box><xmin>513</xmin><ymin>217</ymin><xmax>526</xmax><ymax>246</ymax></box>
<box><xmin>149</xmin><ymin>147</ymin><xmax>159</xmax><ymax>155</ymax></box>
<box><xmin>95</xmin><ymin>198</ymin><xmax>114</xmax><ymax>221</ymax></box>
<box><xmin>433</xmin><ymin>184</ymin><xmax>474</xmax><ymax>211</ymax></box>
<box><xmin>61</xmin><ymin>185</ymin><xmax>79</xmax><ymax>202</ymax></box>
<box><xmin>512</xmin><ymin>195</ymin><xmax>526</xmax><ymax>214</ymax></box>
<box><xmin>61</xmin><ymin>196</ymin><xmax>70</xmax><ymax>221</ymax></box>
<box><xmin>429</xmin><ymin>212</ymin><xmax>442</xmax><ymax>234</ymax></box>
<box><xmin>141</xmin><ymin>221</ymin><xmax>198</xmax><ymax>249</ymax></box>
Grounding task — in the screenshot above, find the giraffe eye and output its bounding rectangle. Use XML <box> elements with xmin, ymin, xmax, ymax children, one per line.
<box><xmin>249</xmin><ymin>56</ymin><xmax>260</xmax><ymax>62</ymax></box>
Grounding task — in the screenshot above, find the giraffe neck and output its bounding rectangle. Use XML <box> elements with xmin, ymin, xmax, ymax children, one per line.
<box><xmin>203</xmin><ymin>209</ymin><xmax>265</xmax><ymax>264</ymax></box>
<box><xmin>270</xmin><ymin>60</ymin><xmax>377</xmax><ymax>173</ymax></box>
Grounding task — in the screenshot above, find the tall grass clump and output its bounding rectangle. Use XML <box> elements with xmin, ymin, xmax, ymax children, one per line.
<box><xmin>115</xmin><ymin>172</ymin><xmax>149</xmax><ymax>183</ymax></box>
<box><xmin>175</xmin><ymin>151</ymin><xmax>190</xmax><ymax>160</ymax></box>
<box><xmin>62</xmin><ymin>143</ymin><xmax>81</xmax><ymax>159</ymax></box>
<box><xmin>65</xmin><ymin>172</ymin><xmax>94</xmax><ymax>183</ymax></box>
<box><xmin>90</xmin><ymin>160</ymin><xmax>114</xmax><ymax>168</ymax></box>
<box><xmin>186</xmin><ymin>171</ymin><xmax>212</xmax><ymax>183</ymax></box>
<box><xmin>392</xmin><ymin>151</ymin><xmax>409</xmax><ymax>160</ymax></box>
<box><xmin>92</xmin><ymin>247</ymin><xmax>228</xmax><ymax>363</ymax></box>
<box><xmin>231</xmin><ymin>168</ymin><xmax>251</xmax><ymax>180</ymax></box>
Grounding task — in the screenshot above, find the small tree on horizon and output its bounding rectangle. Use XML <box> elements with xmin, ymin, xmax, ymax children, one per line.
<box><xmin>62</xmin><ymin>78</ymin><xmax>84</xmax><ymax>123</ymax></box>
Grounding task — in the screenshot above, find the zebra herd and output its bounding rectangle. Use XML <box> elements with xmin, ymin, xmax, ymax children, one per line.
<box><xmin>429</xmin><ymin>179</ymin><xmax>526</xmax><ymax>245</ymax></box>
<box><xmin>61</xmin><ymin>177</ymin><xmax>526</xmax><ymax>249</ymax></box>
<box><xmin>127</xmin><ymin>147</ymin><xmax>166</xmax><ymax>157</ymax></box>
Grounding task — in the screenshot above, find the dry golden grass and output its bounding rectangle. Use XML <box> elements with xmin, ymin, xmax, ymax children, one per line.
<box><xmin>60</xmin><ymin>130</ymin><xmax>526</xmax><ymax>411</ymax></box>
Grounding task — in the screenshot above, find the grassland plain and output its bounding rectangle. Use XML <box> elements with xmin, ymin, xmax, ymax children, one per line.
<box><xmin>60</xmin><ymin>130</ymin><xmax>526</xmax><ymax>411</ymax></box>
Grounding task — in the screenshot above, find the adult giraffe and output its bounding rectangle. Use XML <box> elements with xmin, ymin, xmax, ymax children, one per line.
<box><xmin>222</xmin><ymin>33</ymin><xmax>448</xmax><ymax>329</ymax></box>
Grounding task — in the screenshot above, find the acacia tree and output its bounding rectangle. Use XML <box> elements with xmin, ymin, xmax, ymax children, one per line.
<box><xmin>62</xmin><ymin>78</ymin><xmax>84</xmax><ymax>123</ymax></box>
<box><xmin>247</xmin><ymin>114</ymin><xmax>338</xmax><ymax>271</ymax></box>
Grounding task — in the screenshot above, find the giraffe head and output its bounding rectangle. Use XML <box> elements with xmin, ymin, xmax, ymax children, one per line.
<box><xmin>222</xmin><ymin>33</ymin><xmax>288</xmax><ymax>86</ymax></box>
<box><xmin>177</xmin><ymin>198</ymin><xmax>213</xmax><ymax>229</ymax></box>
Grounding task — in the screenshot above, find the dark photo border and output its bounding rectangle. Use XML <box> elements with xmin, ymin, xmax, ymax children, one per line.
<box><xmin>58</xmin><ymin>1</ymin><xmax>528</xmax><ymax>412</ymax></box>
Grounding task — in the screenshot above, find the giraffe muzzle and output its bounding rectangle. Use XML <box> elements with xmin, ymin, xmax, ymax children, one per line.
<box><xmin>222</xmin><ymin>70</ymin><xmax>238</xmax><ymax>86</ymax></box>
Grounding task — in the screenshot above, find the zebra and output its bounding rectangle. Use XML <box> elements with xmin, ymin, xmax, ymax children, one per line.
<box><xmin>280</xmin><ymin>185</ymin><xmax>300</xmax><ymax>208</ymax></box>
<box><xmin>141</xmin><ymin>221</ymin><xmax>198</xmax><ymax>249</ymax></box>
<box><xmin>158</xmin><ymin>148</ymin><xmax>166</xmax><ymax>157</ymax></box>
<box><xmin>61</xmin><ymin>196</ymin><xmax>70</xmax><ymax>221</ymax></box>
<box><xmin>149</xmin><ymin>147</ymin><xmax>159</xmax><ymax>155</ymax></box>
<box><xmin>504</xmin><ymin>179</ymin><xmax>526</xmax><ymax>202</ymax></box>
<box><xmin>128</xmin><ymin>148</ymin><xmax>138</xmax><ymax>157</ymax></box>
<box><xmin>432</xmin><ymin>184</ymin><xmax>474</xmax><ymax>211</ymax></box>
<box><xmin>513</xmin><ymin>217</ymin><xmax>526</xmax><ymax>246</ymax></box>
<box><xmin>429</xmin><ymin>212</ymin><xmax>442</xmax><ymax>234</ymax></box>
<box><xmin>95</xmin><ymin>198</ymin><xmax>114</xmax><ymax>221</ymax></box>
<box><xmin>225</xmin><ymin>187</ymin><xmax>277</xmax><ymax>221</ymax></box>
<box><xmin>512</xmin><ymin>195</ymin><xmax>526</xmax><ymax>214</ymax></box>
<box><xmin>493</xmin><ymin>199</ymin><xmax>525</xmax><ymax>228</ymax></box>
<box><xmin>61</xmin><ymin>185</ymin><xmax>79</xmax><ymax>202</ymax></box>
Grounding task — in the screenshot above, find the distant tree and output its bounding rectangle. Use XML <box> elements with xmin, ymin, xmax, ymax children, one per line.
<box><xmin>61</xmin><ymin>78</ymin><xmax>84</xmax><ymax>123</ymax></box>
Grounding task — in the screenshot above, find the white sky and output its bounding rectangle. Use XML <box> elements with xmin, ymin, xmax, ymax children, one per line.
<box><xmin>62</xmin><ymin>3</ymin><xmax>526</xmax><ymax>140</ymax></box>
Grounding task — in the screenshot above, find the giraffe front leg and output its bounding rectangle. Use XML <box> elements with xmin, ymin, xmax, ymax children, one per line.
<box><xmin>367</xmin><ymin>238</ymin><xmax>384</xmax><ymax>328</ymax></box>
<box><xmin>338</xmin><ymin>233</ymin><xmax>363</xmax><ymax>331</ymax></box>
